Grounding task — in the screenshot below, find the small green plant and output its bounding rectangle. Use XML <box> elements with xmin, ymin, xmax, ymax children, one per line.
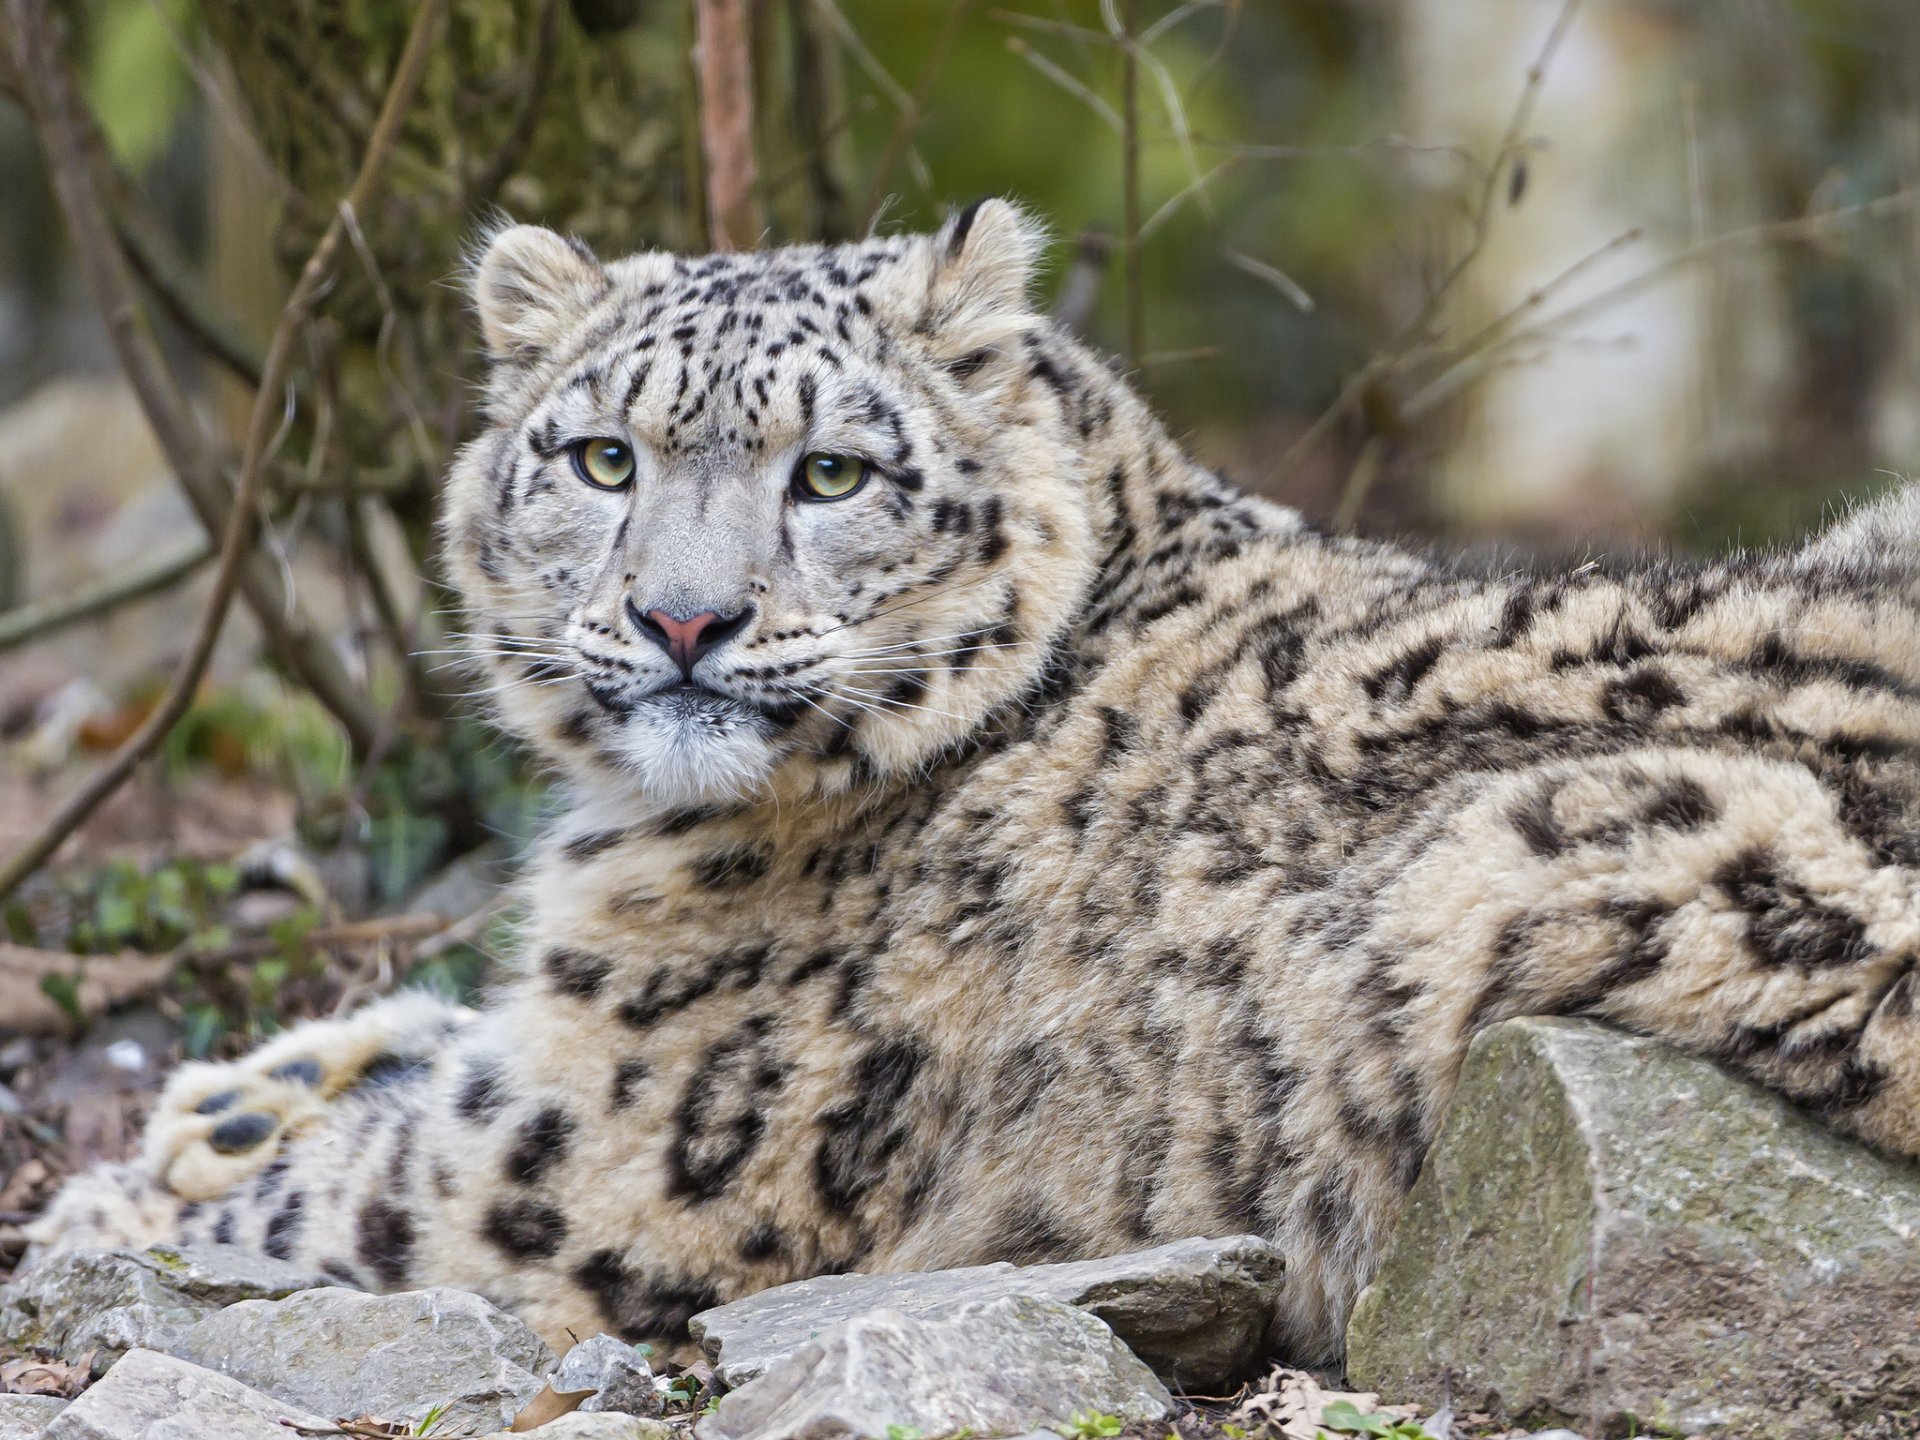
<box><xmin>664</xmin><ymin>1373</ymin><xmax>703</xmax><ymax>1408</ymax></box>
<box><xmin>1057</xmin><ymin>1412</ymin><xmax>1124</xmax><ymax>1439</ymax></box>
<box><xmin>412</xmin><ymin>1401</ymin><xmax>450</xmax><ymax>1436</ymax></box>
<box><xmin>1316</xmin><ymin>1400</ymin><xmax>1437</xmax><ymax>1439</ymax></box>
<box><xmin>884</xmin><ymin>1426</ymin><xmax>924</xmax><ymax>1440</ymax></box>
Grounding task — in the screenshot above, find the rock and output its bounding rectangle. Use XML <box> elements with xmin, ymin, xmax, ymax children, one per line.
<box><xmin>1346</xmin><ymin>1018</ymin><xmax>1920</xmax><ymax>1439</ymax></box>
<box><xmin>476</xmin><ymin>1417</ymin><xmax>677</xmax><ymax>1440</ymax></box>
<box><xmin>0</xmin><ymin>1394</ymin><xmax>67</xmax><ymax>1439</ymax></box>
<box><xmin>163</xmin><ymin>1284</ymin><xmax>555</xmax><ymax>1435</ymax></box>
<box><xmin>0</xmin><ymin>1244</ymin><xmax>328</xmax><ymax>1368</ymax></box>
<box><xmin>553</xmin><ymin>1333</ymin><xmax>663</xmax><ymax>1416</ymax></box>
<box><xmin>690</xmin><ymin>1233</ymin><xmax>1283</xmax><ymax>1391</ymax></box>
<box><xmin>697</xmin><ymin>1295</ymin><xmax>1171</xmax><ymax>1440</ymax></box>
<box><xmin>42</xmin><ymin>1348</ymin><xmax>329</xmax><ymax>1439</ymax></box>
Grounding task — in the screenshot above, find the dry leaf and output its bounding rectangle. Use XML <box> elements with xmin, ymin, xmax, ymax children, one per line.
<box><xmin>1231</xmin><ymin>1366</ymin><xmax>1418</xmax><ymax>1440</ymax></box>
<box><xmin>0</xmin><ymin>944</ymin><xmax>174</xmax><ymax>1037</ymax></box>
<box><xmin>509</xmin><ymin>1382</ymin><xmax>596</xmax><ymax>1431</ymax></box>
<box><xmin>2</xmin><ymin>1352</ymin><xmax>93</xmax><ymax>1398</ymax></box>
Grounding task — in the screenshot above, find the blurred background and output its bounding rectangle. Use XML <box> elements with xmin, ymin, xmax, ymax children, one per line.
<box><xmin>3</xmin><ymin>0</ymin><xmax>1920</xmax><ymax>1247</ymax></box>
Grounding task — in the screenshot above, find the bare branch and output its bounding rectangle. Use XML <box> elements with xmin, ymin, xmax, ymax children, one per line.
<box><xmin>0</xmin><ymin>539</ymin><xmax>212</xmax><ymax>653</ymax></box>
<box><xmin>0</xmin><ymin>0</ymin><xmax>448</xmax><ymax>904</ymax></box>
<box><xmin>695</xmin><ymin>0</ymin><xmax>761</xmax><ymax>250</ymax></box>
<box><xmin>861</xmin><ymin>0</ymin><xmax>971</xmax><ymax>230</ymax></box>
<box><xmin>3</xmin><ymin>0</ymin><xmax>383</xmax><ymax>756</ymax></box>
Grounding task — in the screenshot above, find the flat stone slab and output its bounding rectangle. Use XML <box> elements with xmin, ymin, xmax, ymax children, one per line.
<box><xmin>698</xmin><ymin>1295</ymin><xmax>1172</xmax><ymax>1440</ymax></box>
<box><xmin>163</xmin><ymin>1284</ymin><xmax>556</xmax><ymax>1435</ymax></box>
<box><xmin>690</xmin><ymin>1233</ymin><xmax>1283</xmax><ymax>1391</ymax></box>
<box><xmin>1346</xmin><ymin>1018</ymin><xmax>1920</xmax><ymax>1439</ymax></box>
<box><xmin>0</xmin><ymin>1394</ymin><xmax>68</xmax><ymax>1439</ymax></box>
<box><xmin>0</xmin><ymin>1244</ymin><xmax>328</xmax><ymax>1369</ymax></box>
<box><xmin>474</xmin><ymin>1418</ymin><xmax>676</xmax><ymax>1440</ymax></box>
<box><xmin>42</xmin><ymin>1348</ymin><xmax>330</xmax><ymax>1440</ymax></box>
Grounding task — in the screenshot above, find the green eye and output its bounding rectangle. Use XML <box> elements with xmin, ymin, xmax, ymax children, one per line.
<box><xmin>572</xmin><ymin>437</ymin><xmax>635</xmax><ymax>490</ymax></box>
<box><xmin>795</xmin><ymin>452</ymin><xmax>869</xmax><ymax>501</ymax></box>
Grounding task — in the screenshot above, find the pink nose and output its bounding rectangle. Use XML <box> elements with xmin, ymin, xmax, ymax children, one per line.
<box><xmin>627</xmin><ymin>601</ymin><xmax>752</xmax><ymax>679</ymax></box>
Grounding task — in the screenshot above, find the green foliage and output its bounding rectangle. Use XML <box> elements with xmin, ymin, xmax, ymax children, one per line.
<box><xmin>412</xmin><ymin>1401</ymin><xmax>451</xmax><ymax>1437</ymax></box>
<box><xmin>1316</xmin><ymin>1400</ymin><xmax>1438</xmax><ymax>1439</ymax></box>
<box><xmin>59</xmin><ymin>857</ymin><xmax>241</xmax><ymax>955</ymax></box>
<box><xmin>83</xmin><ymin>0</ymin><xmax>194</xmax><ymax>170</ymax></box>
<box><xmin>1056</xmin><ymin>1412</ymin><xmax>1124</xmax><ymax>1439</ymax></box>
<box><xmin>161</xmin><ymin>687</ymin><xmax>353</xmax><ymax>803</ymax></box>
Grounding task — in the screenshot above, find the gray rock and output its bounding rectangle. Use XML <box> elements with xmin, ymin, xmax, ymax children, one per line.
<box><xmin>0</xmin><ymin>1245</ymin><xmax>329</xmax><ymax>1369</ymax></box>
<box><xmin>474</xmin><ymin>1417</ymin><xmax>676</xmax><ymax>1440</ymax></box>
<box><xmin>690</xmin><ymin>1233</ymin><xmax>1283</xmax><ymax>1391</ymax></box>
<box><xmin>163</xmin><ymin>1284</ymin><xmax>556</xmax><ymax>1434</ymax></box>
<box><xmin>1346</xmin><ymin>1018</ymin><xmax>1920</xmax><ymax>1439</ymax></box>
<box><xmin>42</xmin><ymin>1348</ymin><xmax>329</xmax><ymax>1439</ymax></box>
<box><xmin>698</xmin><ymin>1294</ymin><xmax>1171</xmax><ymax>1440</ymax></box>
<box><xmin>0</xmin><ymin>1394</ymin><xmax>67</xmax><ymax>1440</ymax></box>
<box><xmin>553</xmin><ymin>1333</ymin><xmax>663</xmax><ymax>1416</ymax></box>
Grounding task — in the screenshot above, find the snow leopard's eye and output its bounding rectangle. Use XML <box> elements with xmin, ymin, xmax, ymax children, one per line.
<box><xmin>793</xmin><ymin>452</ymin><xmax>869</xmax><ymax>501</ymax></box>
<box><xmin>571</xmin><ymin>437</ymin><xmax>635</xmax><ymax>491</ymax></box>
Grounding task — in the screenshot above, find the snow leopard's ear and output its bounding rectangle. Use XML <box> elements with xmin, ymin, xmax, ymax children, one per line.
<box><xmin>896</xmin><ymin>197</ymin><xmax>1049</xmax><ymax>363</ymax></box>
<box><xmin>468</xmin><ymin>224</ymin><xmax>608</xmax><ymax>363</ymax></box>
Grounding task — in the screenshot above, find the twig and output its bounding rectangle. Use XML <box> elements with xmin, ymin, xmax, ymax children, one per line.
<box><xmin>182</xmin><ymin>911</ymin><xmax>451</xmax><ymax>967</ymax></box>
<box><xmin>695</xmin><ymin>0</ymin><xmax>760</xmax><ymax>250</ymax></box>
<box><xmin>0</xmin><ymin>539</ymin><xmax>212</xmax><ymax>652</ymax></box>
<box><xmin>468</xmin><ymin>0</ymin><xmax>563</xmax><ymax>211</ymax></box>
<box><xmin>861</xmin><ymin>0</ymin><xmax>971</xmax><ymax>229</ymax></box>
<box><xmin>4</xmin><ymin>0</ymin><xmax>383</xmax><ymax>756</ymax></box>
<box><xmin>1275</xmin><ymin>0</ymin><xmax>1586</xmax><ymax>502</ymax></box>
<box><xmin>1119</xmin><ymin>0</ymin><xmax>1143</xmax><ymax>366</ymax></box>
<box><xmin>1004</xmin><ymin>37</ymin><xmax>1120</xmax><ymax>134</ymax></box>
<box><xmin>0</xmin><ymin>0</ymin><xmax>448</xmax><ymax>905</ymax></box>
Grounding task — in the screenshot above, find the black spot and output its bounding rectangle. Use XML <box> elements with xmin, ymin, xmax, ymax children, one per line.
<box><xmin>1362</xmin><ymin>636</ymin><xmax>1443</xmax><ymax>702</ymax></box>
<box><xmin>355</xmin><ymin>1198</ymin><xmax>415</xmax><ymax>1286</ymax></box>
<box><xmin>986</xmin><ymin>1196</ymin><xmax>1081</xmax><ymax>1264</ymax></box>
<box><xmin>543</xmin><ymin>947</ymin><xmax>614</xmax><ymax>1000</ymax></box>
<box><xmin>611</xmin><ymin>1058</ymin><xmax>650</xmax><ymax>1110</ymax></box>
<box><xmin>667</xmin><ymin>1022</ymin><xmax>786</xmax><ymax>1201</ymax></box>
<box><xmin>505</xmin><ymin>1106</ymin><xmax>576</xmax><ymax>1187</ymax></box>
<box><xmin>482</xmin><ymin>1198</ymin><xmax>568</xmax><ymax>1259</ymax></box>
<box><xmin>194</xmin><ymin>1089</ymin><xmax>241</xmax><ymax>1116</ymax></box>
<box><xmin>263</xmin><ymin>1190</ymin><xmax>304</xmax><ymax>1260</ymax></box>
<box><xmin>948</xmin><ymin>195</ymin><xmax>993</xmax><ymax>256</ymax></box>
<box><xmin>571</xmin><ymin>1250</ymin><xmax>721</xmax><ymax>1343</ymax></box>
<box><xmin>209</xmin><ymin>1112</ymin><xmax>277</xmax><ymax>1154</ymax></box>
<box><xmin>212</xmin><ymin>1208</ymin><xmax>237</xmax><ymax>1245</ymax></box>
<box><xmin>1641</xmin><ymin>776</ymin><xmax>1716</xmax><ymax>831</ymax></box>
<box><xmin>690</xmin><ymin>844</ymin><xmax>773</xmax><ymax>889</ymax></box>
<box><xmin>268</xmin><ymin>1059</ymin><xmax>323</xmax><ymax>1087</ymax></box>
<box><xmin>563</xmin><ymin>829</ymin><xmax>628</xmax><ymax>862</ymax></box>
<box><xmin>455</xmin><ymin>1057</ymin><xmax>509</xmax><ymax>1123</ymax></box>
<box><xmin>1600</xmin><ymin>665</ymin><xmax>1684</xmax><ymax>723</ymax></box>
<box><xmin>616</xmin><ymin>945</ymin><xmax>770</xmax><ymax>1030</ymax></box>
<box><xmin>1717</xmin><ymin>850</ymin><xmax>1873</xmax><ymax>970</ymax></box>
<box><xmin>738</xmin><ymin>1222</ymin><xmax>788</xmax><ymax>1262</ymax></box>
<box><xmin>814</xmin><ymin>1038</ymin><xmax>923</xmax><ymax>1213</ymax></box>
<box><xmin>360</xmin><ymin>1054</ymin><xmax>430</xmax><ymax>1088</ymax></box>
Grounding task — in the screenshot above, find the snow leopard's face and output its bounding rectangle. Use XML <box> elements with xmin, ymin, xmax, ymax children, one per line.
<box><xmin>442</xmin><ymin>203</ymin><xmax>1100</xmax><ymax>810</ymax></box>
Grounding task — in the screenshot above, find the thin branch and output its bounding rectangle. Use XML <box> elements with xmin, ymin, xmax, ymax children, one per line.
<box><xmin>861</xmin><ymin>0</ymin><xmax>971</xmax><ymax>229</ymax></box>
<box><xmin>0</xmin><ymin>0</ymin><xmax>447</xmax><ymax>904</ymax></box>
<box><xmin>4</xmin><ymin>0</ymin><xmax>383</xmax><ymax>757</ymax></box>
<box><xmin>1004</xmin><ymin>38</ymin><xmax>1121</xmax><ymax>134</ymax></box>
<box><xmin>695</xmin><ymin>0</ymin><xmax>761</xmax><ymax>249</ymax></box>
<box><xmin>468</xmin><ymin>0</ymin><xmax>563</xmax><ymax>211</ymax></box>
<box><xmin>0</xmin><ymin>539</ymin><xmax>212</xmax><ymax>653</ymax></box>
<box><xmin>1119</xmin><ymin>0</ymin><xmax>1143</xmax><ymax>366</ymax></box>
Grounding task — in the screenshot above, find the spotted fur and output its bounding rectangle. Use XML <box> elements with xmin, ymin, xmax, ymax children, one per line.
<box><xmin>32</xmin><ymin>203</ymin><xmax>1920</xmax><ymax>1367</ymax></box>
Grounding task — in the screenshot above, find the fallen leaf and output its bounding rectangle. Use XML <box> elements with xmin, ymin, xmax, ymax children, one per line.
<box><xmin>2</xmin><ymin>1352</ymin><xmax>93</xmax><ymax>1398</ymax></box>
<box><xmin>509</xmin><ymin>1382</ymin><xmax>597</xmax><ymax>1431</ymax></box>
<box><xmin>1231</xmin><ymin>1366</ymin><xmax>1419</xmax><ymax>1440</ymax></box>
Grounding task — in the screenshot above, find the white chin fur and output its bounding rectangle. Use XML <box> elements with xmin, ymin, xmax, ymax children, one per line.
<box><xmin>607</xmin><ymin>697</ymin><xmax>778</xmax><ymax>807</ymax></box>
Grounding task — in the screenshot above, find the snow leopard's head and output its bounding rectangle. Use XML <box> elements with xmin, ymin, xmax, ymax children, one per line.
<box><xmin>442</xmin><ymin>201</ymin><xmax>1102</xmax><ymax>810</ymax></box>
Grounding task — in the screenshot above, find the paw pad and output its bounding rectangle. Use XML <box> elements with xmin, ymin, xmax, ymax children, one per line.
<box><xmin>193</xmin><ymin>1089</ymin><xmax>242</xmax><ymax>1116</ymax></box>
<box><xmin>208</xmin><ymin>1112</ymin><xmax>278</xmax><ymax>1154</ymax></box>
<box><xmin>268</xmin><ymin>1058</ymin><xmax>324</xmax><ymax>1086</ymax></box>
<box><xmin>361</xmin><ymin>1054</ymin><xmax>431</xmax><ymax>1088</ymax></box>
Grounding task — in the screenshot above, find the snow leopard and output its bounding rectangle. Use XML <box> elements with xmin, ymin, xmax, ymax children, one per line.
<box><xmin>30</xmin><ymin>200</ymin><xmax>1920</xmax><ymax>1370</ymax></box>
